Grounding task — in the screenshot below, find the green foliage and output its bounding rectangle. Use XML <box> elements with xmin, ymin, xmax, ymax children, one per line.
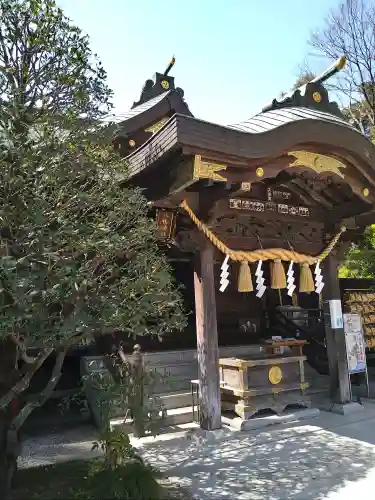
<box><xmin>83</xmin><ymin>460</ymin><xmax>161</xmax><ymax>500</ymax></box>
<box><xmin>91</xmin><ymin>427</ymin><xmax>138</xmax><ymax>470</ymax></box>
<box><xmin>0</xmin><ymin>3</ymin><xmax>185</xmax><ymax>499</ymax></box>
<box><xmin>85</xmin><ymin>351</ymin><xmax>168</xmax><ymax>432</ymax></box>
<box><xmin>0</xmin><ymin>0</ymin><xmax>185</xmax><ymax>448</ymax></box>
<box><xmin>0</xmin><ymin>0</ymin><xmax>112</xmax><ymax>134</ymax></box>
<box><xmin>12</xmin><ymin>459</ymin><xmax>162</xmax><ymax>500</ymax></box>
<box><xmin>0</xmin><ymin>0</ymin><xmax>186</xmax><ymax>352</ymax></box>
<box><xmin>0</xmin><ymin>138</ymin><xmax>186</xmax><ymax>348</ymax></box>
<box><xmin>339</xmin><ymin>225</ymin><xmax>375</xmax><ymax>278</ymax></box>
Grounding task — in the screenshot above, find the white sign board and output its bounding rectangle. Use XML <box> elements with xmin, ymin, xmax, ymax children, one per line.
<box><xmin>343</xmin><ymin>313</ymin><xmax>362</xmax><ymax>334</ymax></box>
<box><xmin>343</xmin><ymin>313</ymin><xmax>367</xmax><ymax>374</ymax></box>
<box><xmin>329</xmin><ymin>299</ymin><xmax>343</xmax><ymax>329</ymax></box>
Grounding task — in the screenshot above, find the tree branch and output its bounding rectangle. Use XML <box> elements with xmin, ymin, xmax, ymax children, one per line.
<box><xmin>11</xmin><ymin>347</ymin><xmax>68</xmax><ymax>431</ymax></box>
<box><xmin>0</xmin><ymin>348</ymin><xmax>53</xmax><ymax>410</ymax></box>
<box><xmin>9</xmin><ymin>334</ymin><xmax>36</xmax><ymax>364</ymax></box>
<box><xmin>0</xmin><ymin>324</ymin><xmax>90</xmax><ymax>413</ymax></box>
<box><xmin>310</xmin><ymin>0</ymin><xmax>375</xmax><ymax>130</ymax></box>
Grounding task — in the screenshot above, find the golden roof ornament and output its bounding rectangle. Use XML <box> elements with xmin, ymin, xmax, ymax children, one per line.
<box><xmin>288</xmin><ymin>151</ymin><xmax>346</xmax><ymax>179</ymax></box>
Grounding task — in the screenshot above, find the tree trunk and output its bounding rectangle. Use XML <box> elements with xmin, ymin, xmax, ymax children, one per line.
<box><xmin>0</xmin><ymin>347</ymin><xmax>67</xmax><ymax>499</ymax></box>
<box><xmin>0</xmin><ymin>439</ymin><xmax>19</xmax><ymax>500</ymax></box>
<box><xmin>0</xmin><ymin>404</ymin><xmax>20</xmax><ymax>500</ymax></box>
<box><xmin>0</xmin><ymin>337</ymin><xmax>20</xmax><ymax>500</ymax></box>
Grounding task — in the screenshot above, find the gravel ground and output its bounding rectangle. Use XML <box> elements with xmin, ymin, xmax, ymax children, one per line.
<box><xmin>18</xmin><ymin>424</ymin><xmax>100</xmax><ymax>469</ymax></box>
<box><xmin>18</xmin><ymin>423</ymin><xmax>195</xmax><ymax>499</ymax></box>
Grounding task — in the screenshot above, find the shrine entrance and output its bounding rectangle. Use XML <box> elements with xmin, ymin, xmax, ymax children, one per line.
<box><xmin>117</xmin><ymin>56</ymin><xmax>375</xmax><ymax>429</ymax></box>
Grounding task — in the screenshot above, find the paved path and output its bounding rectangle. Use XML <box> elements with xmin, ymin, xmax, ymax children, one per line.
<box><xmin>19</xmin><ymin>401</ymin><xmax>375</xmax><ymax>499</ymax></box>
<box><xmin>131</xmin><ymin>402</ymin><xmax>375</xmax><ymax>500</ymax></box>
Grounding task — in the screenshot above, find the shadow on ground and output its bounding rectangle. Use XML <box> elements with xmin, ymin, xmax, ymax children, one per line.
<box><xmin>17</xmin><ymin>394</ymin><xmax>375</xmax><ymax>499</ymax></box>
<box><xmin>18</xmin><ymin>424</ymin><xmax>100</xmax><ymax>469</ymax></box>
<box><xmin>136</xmin><ymin>408</ymin><xmax>375</xmax><ymax>500</ymax></box>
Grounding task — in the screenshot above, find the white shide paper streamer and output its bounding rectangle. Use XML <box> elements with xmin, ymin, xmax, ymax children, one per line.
<box><xmin>219</xmin><ymin>255</ymin><xmax>230</xmax><ymax>292</ymax></box>
<box><xmin>287</xmin><ymin>260</ymin><xmax>296</xmax><ymax>297</ymax></box>
<box><xmin>314</xmin><ymin>260</ymin><xmax>324</xmax><ymax>294</ymax></box>
<box><xmin>255</xmin><ymin>260</ymin><xmax>266</xmax><ymax>298</ymax></box>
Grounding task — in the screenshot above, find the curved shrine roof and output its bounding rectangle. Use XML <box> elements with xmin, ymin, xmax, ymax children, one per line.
<box><xmin>120</xmin><ymin>56</ymin><xmax>375</xmax><ymax>185</ymax></box>
<box><xmin>228</xmin><ymin>106</ymin><xmax>359</xmax><ymax>135</ymax></box>
<box><xmin>117</xmin><ymin>91</ymin><xmax>171</xmax><ymax>122</ymax></box>
<box><xmin>120</xmin><ymin>57</ymin><xmax>375</xmax><ymax>228</ymax></box>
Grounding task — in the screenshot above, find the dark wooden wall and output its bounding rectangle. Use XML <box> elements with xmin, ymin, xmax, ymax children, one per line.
<box><xmin>95</xmin><ymin>264</ymin><xmax>373</xmax><ymax>354</ymax></box>
<box><xmin>339</xmin><ymin>278</ymin><xmax>375</xmax><ymax>293</ymax></box>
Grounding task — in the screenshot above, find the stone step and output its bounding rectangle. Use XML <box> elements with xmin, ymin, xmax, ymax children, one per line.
<box><xmin>163</xmin><ymin>406</ymin><xmax>194</xmax><ymax>426</ymax></box>
<box><xmin>156</xmin><ymin>391</ymin><xmax>192</xmax><ymax>410</ymax></box>
<box><xmin>110</xmin><ymin>405</ymin><xmax>194</xmax><ymax>432</ymax></box>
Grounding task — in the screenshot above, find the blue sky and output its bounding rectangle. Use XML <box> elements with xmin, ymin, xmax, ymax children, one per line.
<box><xmin>57</xmin><ymin>0</ymin><xmax>341</xmax><ymax>125</ymax></box>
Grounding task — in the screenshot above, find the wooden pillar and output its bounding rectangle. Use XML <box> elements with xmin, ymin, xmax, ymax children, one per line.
<box><xmin>322</xmin><ymin>255</ymin><xmax>351</xmax><ymax>404</ymax></box>
<box><xmin>194</xmin><ymin>241</ymin><xmax>221</xmax><ymax>430</ymax></box>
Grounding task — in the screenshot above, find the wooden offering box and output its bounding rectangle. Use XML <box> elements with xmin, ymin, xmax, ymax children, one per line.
<box><xmin>219</xmin><ymin>343</ymin><xmax>310</xmax><ymax>420</ymax></box>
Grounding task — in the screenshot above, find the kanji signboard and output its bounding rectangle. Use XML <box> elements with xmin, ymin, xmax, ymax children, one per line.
<box><xmin>344</xmin><ymin>313</ymin><xmax>367</xmax><ymax>374</ymax></box>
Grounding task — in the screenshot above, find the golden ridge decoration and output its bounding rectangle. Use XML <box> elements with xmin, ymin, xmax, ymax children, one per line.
<box><xmin>193</xmin><ymin>155</ymin><xmax>227</xmax><ymax>182</ymax></box>
<box><xmin>288</xmin><ymin>151</ymin><xmax>346</xmax><ymax>179</ymax></box>
<box><xmin>180</xmin><ymin>199</ymin><xmax>346</xmax><ymax>265</ymax></box>
<box><xmin>145</xmin><ymin>117</ymin><xmax>169</xmax><ymax>134</ymax></box>
<box><xmin>312</xmin><ymin>92</ymin><xmax>322</xmax><ymax>103</ymax></box>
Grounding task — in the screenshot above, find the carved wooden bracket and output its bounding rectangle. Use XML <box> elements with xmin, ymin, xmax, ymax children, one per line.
<box><xmin>174</xmin><ymin>228</ymin><xmax>206</xmax><ymax>253</ymax></box>
<box><xmin>210</xmin><ymin>214</ymin><xmax>325</xmax><ymax>245</ymax></box>
<box><xmin>193</xmin><ymin>155</ymin><xmax>228</xmax><ymax>182</ymax></box>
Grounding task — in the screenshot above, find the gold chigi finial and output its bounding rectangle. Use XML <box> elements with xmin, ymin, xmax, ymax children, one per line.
<box><xmin>335</xmin><ymin>55</ymin><xmax>347</xmax><ymax>70</ymax></box>
<box><xmin>311</xmin><ymin>54</ymin><xmax>347</xmax><ymax>85</ymax></box>
<box><xmin>163</xmin><ymin>55</ymin><xmax>176</xmax><ymax>76</ymax></box>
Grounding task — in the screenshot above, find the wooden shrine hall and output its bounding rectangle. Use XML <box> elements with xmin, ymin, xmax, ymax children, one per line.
<box><xmin>115</xmin><ymin>56</ymin><xmax>375</xmax><ymax>430</ymax></box>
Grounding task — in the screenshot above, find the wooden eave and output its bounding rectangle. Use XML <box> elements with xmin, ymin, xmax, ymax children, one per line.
<box><xmin>125</xmin><ymin>111</ymin><xmax>375</xmax><ymax>192</ymax></box>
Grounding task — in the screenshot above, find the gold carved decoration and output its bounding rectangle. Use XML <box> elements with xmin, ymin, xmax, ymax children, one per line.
<box><xmin>128</xmin><ymin>139</ymin><xmax>136</xmax><ymax>148</ymax></box>
<box><xmin>363</xmin><ymin>188</ymin><xmax>370</xmax><ymax>197</ymax></box>
<box><xmin>288</xmin><ymin>151</ymin><xmax>346</xmax><ymax>179</ymax></box>
<box><xmin>193</xmin><ymin>155</ymin><xmax>227</xmax><ymax>182</ymax></box>
<box><xmin>161</xmin><ymin>80</ymin><xmax>169</xmax><ymax>90</ymax></box>
<box><xmin>269</xmin><ymin>366</ymin><xmax>283</xmax><ymax>385</ymax></box>
<box><xmin>145</xmin><ymin>117</ymin><xmax>169</xmax><ymax>134</ymax></box>
<box><xmin>256</xmin><ymin>167</ymin><xmax>264</xmax><ymax>177</ymax></box>
<box><xmin>312</xmin><ymin>92</ymin><xmax>322</xmax><ymax>103</ymax></box>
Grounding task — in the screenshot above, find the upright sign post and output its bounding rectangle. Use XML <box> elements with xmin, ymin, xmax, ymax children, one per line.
<box><xmin>343</xmin><ymin>313</ymin><xmax>369</xmax><ymax>398</ymax></box>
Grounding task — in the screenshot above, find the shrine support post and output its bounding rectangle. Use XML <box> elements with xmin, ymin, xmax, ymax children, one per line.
<box><xmin>322</xmin><ymin>255</ymin><xmax>351</xmax><ymax>404</ymax></box>
<box><xmin>194</xmin><ymin>241</ymin><xmax>221</xmax><ymax>430</ymax></box>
